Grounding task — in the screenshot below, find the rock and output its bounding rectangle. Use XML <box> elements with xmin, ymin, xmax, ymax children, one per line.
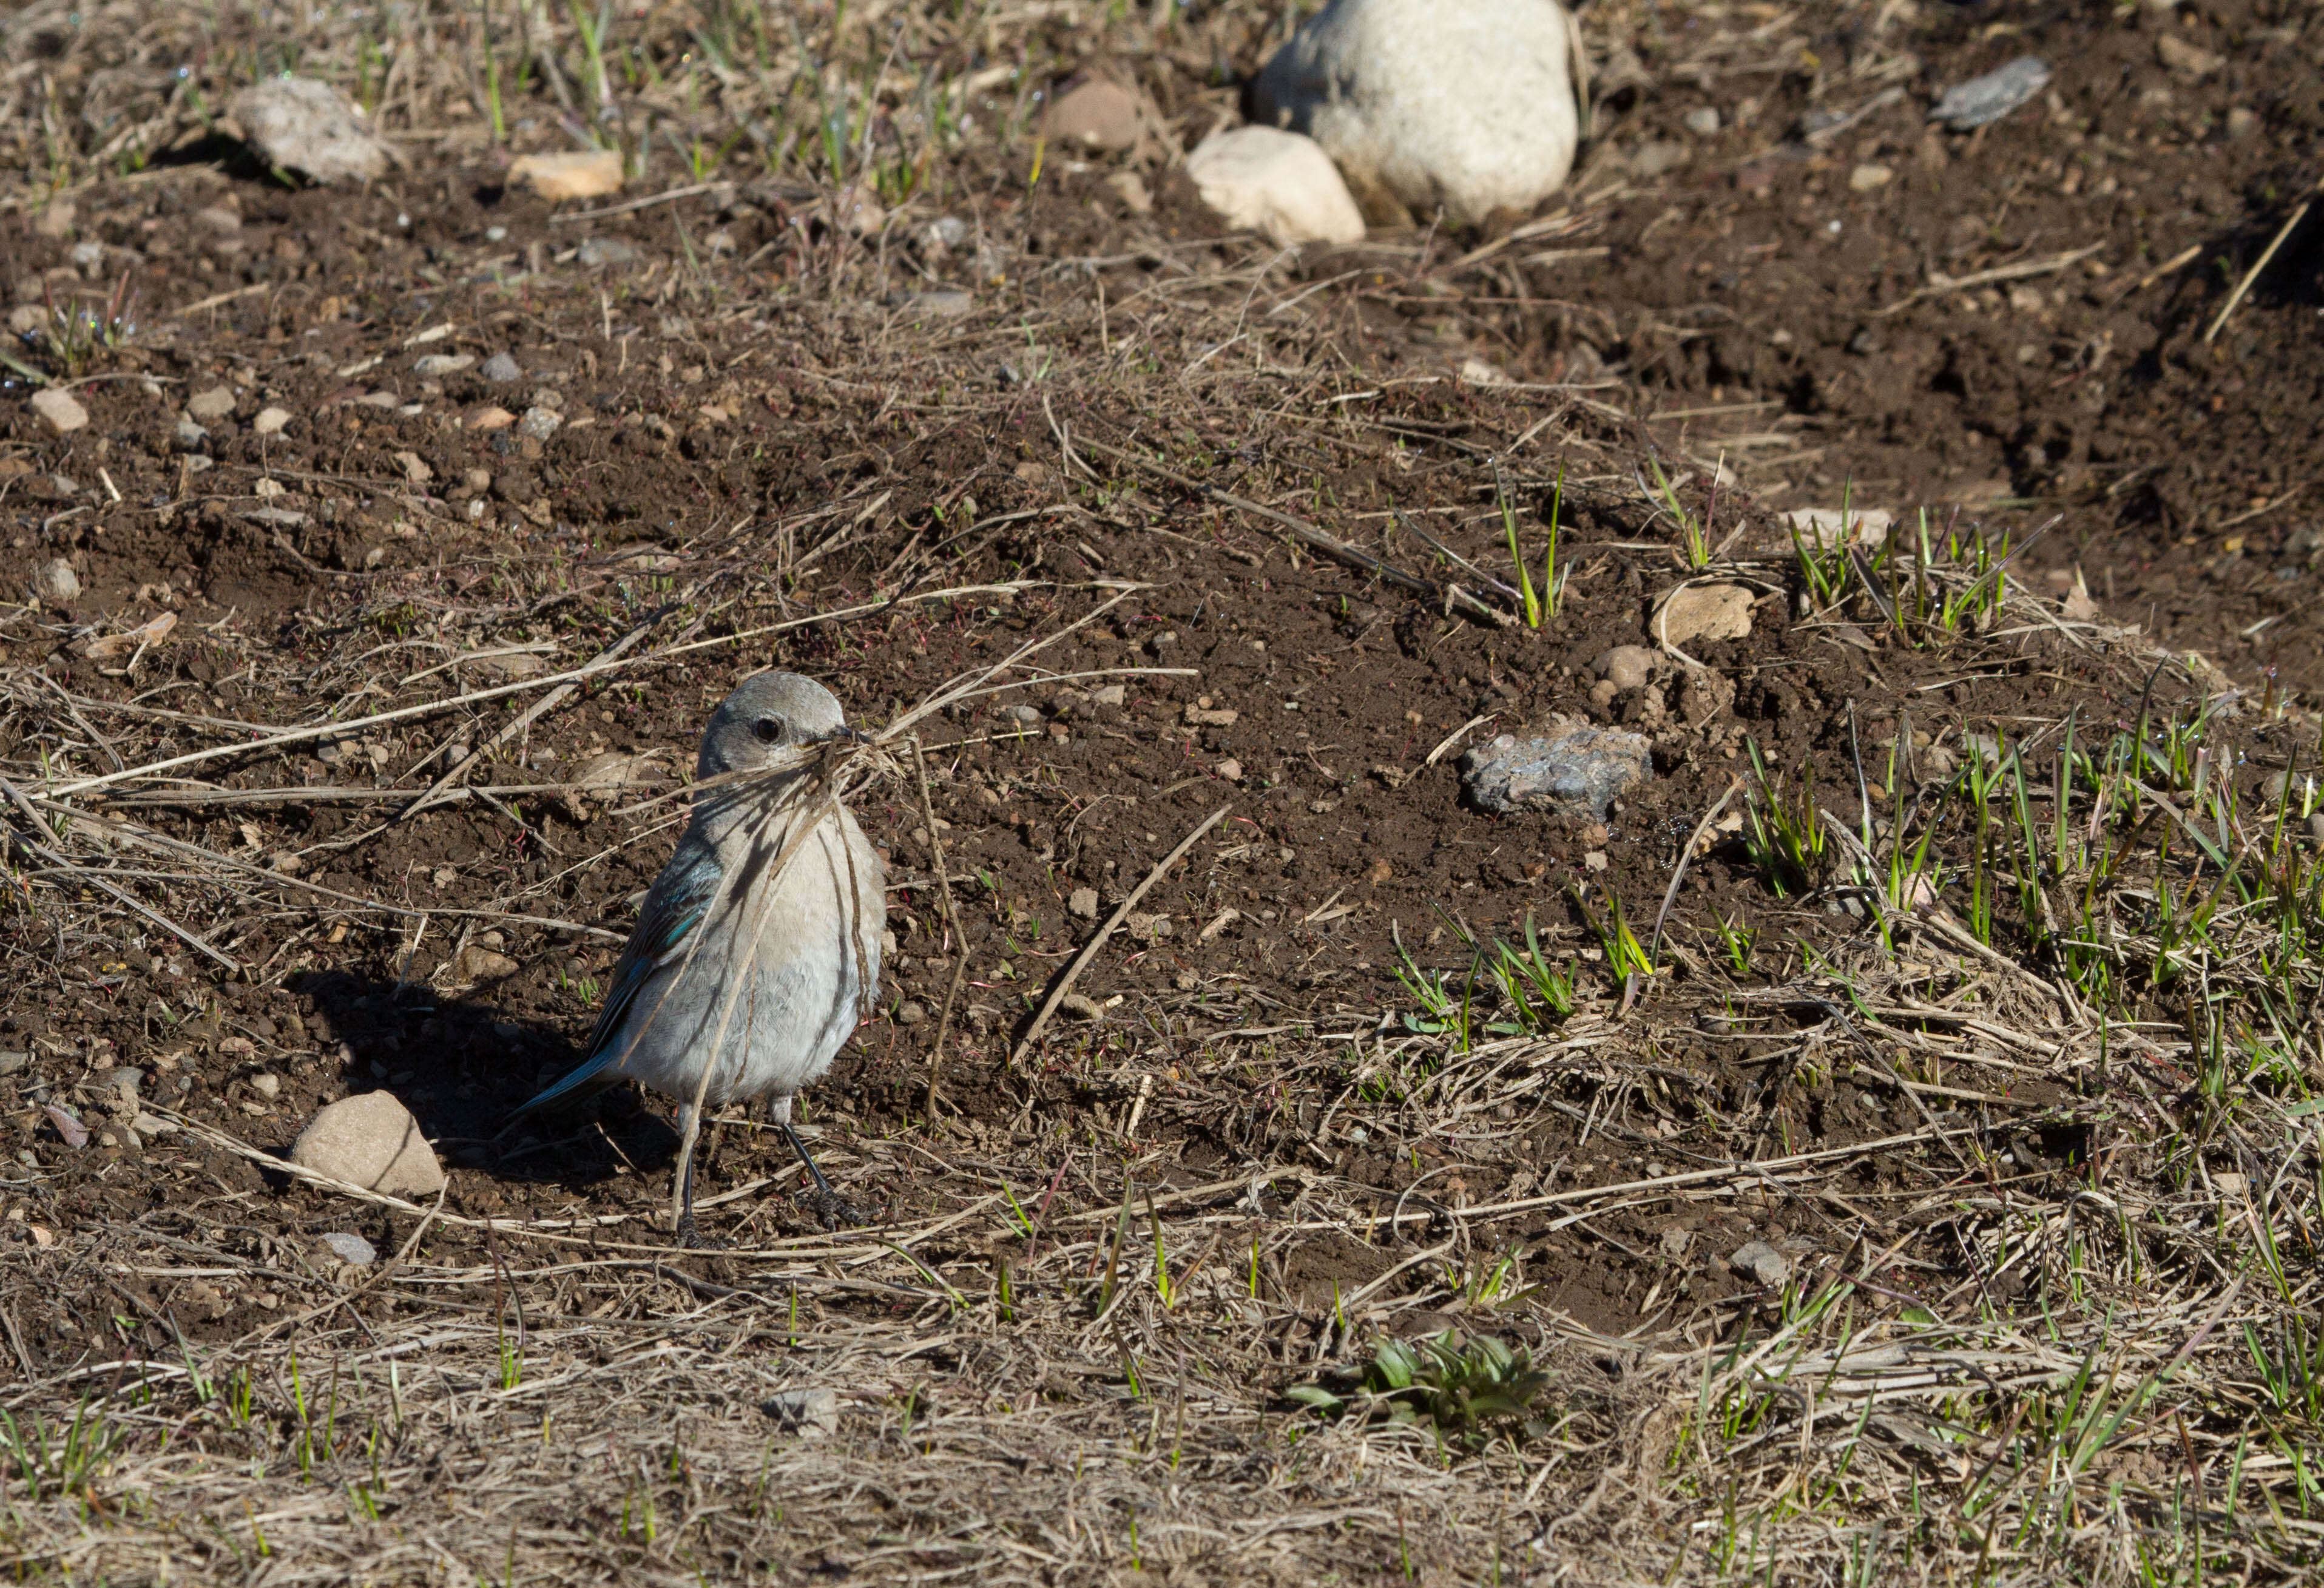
<box><xmin>411</xmin><ymin>353</ymin><xmax>475</xmax><ymax>377</ymax></box>
<box><xmin>1849</xmin><ymin>163</ymin><xmax>1893</xmax><ymax>192</ymax></box>
<box><xmin>33</xmin><ymin>200</ymin><xmax>75</xmax><ymax>240</ymax></box>
<box><xmin>1659</xmin><ymin>1226</ymin><xmax>1693</xmax><ymax>1260</ymax></box>
<box><xmin>231</xmin><ymin>77</ymin><xmax>391</xmax><ymax>183</ymax></box>
<box><xmin>1782</xmin><ymin>506</ymin><xmax>1891</xmax><ymax>552</ymax></box>
<box><xmin>454</xmin><ymin>945</ymin><xmax>521</xmax><ymax>982</ymax></box>
<box><xmin>393</xmin><ymin>451</ymin><xmax>433</xmax><ymax>485</ymax></box>
<box><xmin>888</xmin><ymin>290</ymin><xmax>973</xmax><ymax>320</ymax></box>
<box><xmin>1461</xmin><ymin>721</ymin><xmax>1650</xmax><ymax>819</ymax></box>
<box><xmin>826</xmin><ymin>182</ymin><xmax>886</xmax><ymax>237</ymax></box>
<box><xmin>1106</xmin><ymin>171</ymin><xmax>1154</xmax><ymax>214</ymax></box>
<box><xmin>1628</xmin><ymin>141</ymin><xmax>1689</xmax><ymax>180</ymax></box>
<box><xmin>30</xmin><ymin>388</ymin><xmax>87</xmax><ymax>434</ymax></box>
<box><xmin>2226</xmin><ymin>106</ymin><xmax>2260</xmax><ymax>139</ymax></box>
<box><xmin>175</xmin><ymin>416</ymin><xmax>210</xmax><ymax>451</ymax></box>
<box><xmin>1069</xmin><ymin>887</ymin><xmax>1101</xmax><ymax>919</ymax></box>
<box><xmin>1252</xmin><ymin>0</ymin><xmax>1589</xmax><ymax>225</ymax></box>
<box><xmin>1596</xmin><ymin>645</ymin><xmax>1658</xmax><ymax>692</ymax></box>
<box><xmin>1184</xmin><ymin>127</ymin><xmax>1367</xmax><ymax>248</ymax></box>
<box><xmin>1656</xmin><ymin>584</ymin><xmax>1755</xmax><ymax>646</ymax></box>
<box><xmin>764</xmin><ymin>1387</ymin><xmax>839</xmax><ymax>1439</ymax></box>
<box><xmin>575</xmin><ymin>237</ymin><xmax>638</xmax><ymax>268</ymax></box>
<box><xmin>1124</xmin><ymin>913</ymin><xmax>1174</xmax><ymax>943</ymax></box>
<box><xmin>186</xmin><ymin>385</ymin><xmax>238</xmax><ymax>421</ymax></box>
<box><xmin>250</xmin><ymin>1073</ymin><xmax>280</xmax><ymax>1098</ymax></box>
<box><xmin>1004</xmin><ymin>703</ymin><xmax>1043</xmax><ymax>726</ymax></box>
<box><xmin>1215</xmin><ymin>757</ymin><xmax>1245</xmax><ymax>782</ymax></box>
<box><xmin>101</xmin><ymin>1066</ymin><xmax>143</xmax><ymax>1095</ymax></box>
<box><xmin>896</xmin><ymin>1001</ymin><xmax>927</xmax><ymax>1026</ymax></box>
<box><xmin>462</xmin><ymin>405</ymin><xmax>516</xmax><ymax>431</ymax></box>
<box><xmin>2156</xmin><ymin>33</ymin><xmax>2223</xmax><ymax>79</ymax></box>
<box><xmin>320</xmin><ymin>1231</ymin><xmax>377</xmax><ymax>1266</ymax></box>
<box><xmin>32</xmin><ymin>557</ymin><xmax>79</xmax><ymax>607</ymax></box>
<box><xmin>508</xmin><ymin>149</ymin><xmax>624</xmax><ymax>201</ymax></box>
<box><xmin>1042</xmin><ymin>78</ymin><xmax>1142</xmax><ymax>152</ymax></box>
<box><xmin>518</xmin><ymin>406</ymin><xmax>562</xmax><ymax>440</ymax></box>
<box><xmin>1730</xmin><ymin>1239</ymin><xmax>1791</xmax><ymax>1288</ymax></box>
<box><xmin>1683</xmin><ymin>107</ymin><xmax>1721</xmax><ymax>137</ymax></box>
<box><xmin>45</xmin><ymin>1104</ymin><xmax>89</xmax><ymax>1149</ymax></box>
<box><xmin>1930</xmin><ymin>56</ymin><xmax>2049</xmax><ymax>130</ymax></box>
<box><xmin>479</xmin><ymin>351</ymin><xmax>522</xmax><ymax>382</ymax></box>
<box><xmin>289</xmin><ymin>1090</ymin><xmax>446</xmax><ymax>1197</ymax></box>
<box><xmin>1060</xmin><ymin>993</ymin><xmax>1106</xmax><ymax>1021</ymax></box>
<box><xmin>252</xmin><ymin>405</ymin><xmax>292</xmax><ymax>436</ymax></box>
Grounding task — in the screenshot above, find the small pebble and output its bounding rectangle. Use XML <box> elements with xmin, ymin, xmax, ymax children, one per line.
<box><xmin>1069</xmin><ymin>888</ymin><xmax>1100</xmax><ymax>919</ymax></box>
<box><xmin>253</xmin><ymin>406</ymin><xmax>292</xmax><ymax>436</ymax></box>
<box><xmin>896</xmin><ymin>1001</ymin><xmax>927</xmax><ymax>1026</ymax></box>
<box><xmin>250</xmin><ymin>1073</ymin><xmax>281</xmax><ymax>1099</ymax></box>
<box><xmin>1683</xmin><ymin>107</ymin><xmax>1721</xmax><ymax>136</ymax></box>
<box><xmin>320</xmin><ymin>1231</ymin><xmax>377</xmax><ymax>1266</ymax></box>
<box><xmin>186</xmin><ymin>385</ymin><xmax>237</xmax><ymax>421</ymax></box>
<box><xmin>1060</xmin><ymin>993</ymin><xmax>1106</xmax><ymax>1021</ymax></box>
<box><xmin>32</xmin><ymin>558</ymin><xmax>79</xmax><ymax>607</ymax></box>
<box><xmin>517</xmin><ymin>406</ymin><xmax>562</xmax><ymax>440</ymax></box>
<box><xmin>412</xmin><ymin>353</ymin><xmax>475</xmax><ymax>377</ymax></box>
<box><xmin>480</xmin><ymin>351</ymin><xmax>521</xmax><ymax>382</ymax></box>
<box><xmin>30</xmin><ymin>388</ymin><xmax>87</xmax><ymax>434</ymax></box>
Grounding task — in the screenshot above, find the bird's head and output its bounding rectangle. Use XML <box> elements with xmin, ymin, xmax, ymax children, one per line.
<box><xmin>697</xmin><ymin>671</ymin><xmax>862</xmax><ymax>780</ymax></box>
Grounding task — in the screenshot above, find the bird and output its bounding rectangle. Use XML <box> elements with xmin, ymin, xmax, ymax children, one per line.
<box><xmin>510</xmin><ymin>671</ymin><xmax>883</xmax><ymax>1243</ymax></box>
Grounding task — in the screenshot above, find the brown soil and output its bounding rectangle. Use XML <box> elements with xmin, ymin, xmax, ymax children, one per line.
<box><xmin>0</xmin><ymin>0</ymin><xmax>2319</xmax><ymax>1581</ymax></box>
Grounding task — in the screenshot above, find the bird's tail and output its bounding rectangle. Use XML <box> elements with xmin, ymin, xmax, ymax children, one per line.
<box><xmin>507</xmin><ymin>1050</ymin><xmax>620</xmax><ymax>1122</ymax></box>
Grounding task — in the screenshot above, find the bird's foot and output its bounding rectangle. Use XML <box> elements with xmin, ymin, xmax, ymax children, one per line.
<box><xmin>674</xmin><ymin>1214</ymin><xmax>731</xmax><ymax>1251</ymax></box>
<box><xmin>803</xmin><ymin>1188</ymin><xmax>864</xmax><ymax>1232</ymax></box>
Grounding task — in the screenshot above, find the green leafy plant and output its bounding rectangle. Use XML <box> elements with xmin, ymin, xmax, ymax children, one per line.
<box><xmin>1647</xmin><ymin>458</ymin><xmax>1712</xmax><ymax>571</ymax></box>
<box><xmin>1286</xmin><ymin>1331</ymin><xmax>1556</xmax><ymax>1454</ymax></box>
<box><xmin>1500</xmin><ymin>464</ymin><xmax>1568</xmax><ymax>626</ymax></box>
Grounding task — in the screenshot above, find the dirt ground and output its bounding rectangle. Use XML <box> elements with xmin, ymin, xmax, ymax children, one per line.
<box><xmin>0</xmin><ymin>0</ymin><xmax>2320</xmax><ymax>1582</ymax></box>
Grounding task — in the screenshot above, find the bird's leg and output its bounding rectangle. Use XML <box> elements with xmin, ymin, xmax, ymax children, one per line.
<box><xmin>672</xmin><ymin>1103</ymin><xmax>728</xmax><ymax>1249</ymax></box>
<box><xmin>782</xmin><ymin>1121</ymin><xmax>863</xmax><ymax>1231</ymax></box>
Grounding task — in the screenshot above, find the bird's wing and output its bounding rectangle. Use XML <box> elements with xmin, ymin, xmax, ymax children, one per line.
<box><xmin>510</xmin><ymin>849</ymin><xmax>726</xmax><ymax>1118</ymax></box>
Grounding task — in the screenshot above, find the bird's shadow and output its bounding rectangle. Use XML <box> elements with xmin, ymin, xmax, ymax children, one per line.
<box><xmin>283</xmin><ymin>967</ymin><xmax>680</xmax><ymax>1194</ymax></box>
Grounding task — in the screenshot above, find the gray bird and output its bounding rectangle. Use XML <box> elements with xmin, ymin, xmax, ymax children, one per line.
<box><xmin>512</xmin><ymin>671</ymin><xmax>883</xmax><ymax>1241</ymax></box>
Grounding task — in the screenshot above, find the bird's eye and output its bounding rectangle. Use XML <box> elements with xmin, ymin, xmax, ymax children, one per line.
<box><xmin>752</xmin><ymin>718</ymin><xmax>781</xmax><ymax>743</ymax></box>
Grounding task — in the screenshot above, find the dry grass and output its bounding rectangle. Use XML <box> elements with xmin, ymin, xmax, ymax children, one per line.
<box><xmin>0</xmin><ymin>2</ymin><xmax>2320</xmax><ymax>1585</ymax></box>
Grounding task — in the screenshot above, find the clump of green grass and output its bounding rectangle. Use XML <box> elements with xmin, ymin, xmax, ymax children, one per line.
<box><xmin>1741</xmin><ymin>740</ymin><xmax>1827</xmax><ymax>897</ymax></box>
<box><xmin>1286</xmin><ymin>1331</ymin><xmax>1556</xmax><ymax>1454</ymax></box>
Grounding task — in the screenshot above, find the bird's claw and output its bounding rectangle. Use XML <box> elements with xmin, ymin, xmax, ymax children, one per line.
<box><xmin>805</xmin><ymin>1188</ymin><xmax>863</xmax><ymax>1232</ymax></box>
<box><xmin>674</xmin><ymin>1215</ymin><xmax>731</xmax><ymax>1251</ymax></box>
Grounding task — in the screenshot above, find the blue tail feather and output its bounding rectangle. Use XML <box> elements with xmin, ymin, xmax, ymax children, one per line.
<box><xmin>510</xmin><ymin>1049</ymin><xmax>621</xmax><ymax>1118</ymax></box>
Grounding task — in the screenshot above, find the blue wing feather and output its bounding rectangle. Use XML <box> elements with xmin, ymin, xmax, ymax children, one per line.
<box><xmin>509</xmin><ymin>848</ymin><xmax>723</xmax><ymax>1118</ymax></box>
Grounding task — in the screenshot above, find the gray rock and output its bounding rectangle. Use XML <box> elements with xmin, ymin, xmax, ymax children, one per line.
<box><xmin>1462</xmin><ymin>723</ymin><xmax>1650</xmax><ymax>819</ymax></box>
<box><xmin>1930</xmin><ymin>56</ymin><xmax>2050</xmax><ymax>130</ymax></box>
<box><xmin>1252</xmin><ymin>0</ymin><xmax>1589</xmax><ymax>225</ymax></box>
<box><xmin>1730</xmin><ymin>1239</ymin><xmax>1791</xmax><ymax>1288</ymax></box>
<box><xmin>100</xmin><ymin>1066</ymin><xmax>143</xmax><ymax>1095</ymax></box>
<box><xmin>175</xmin><ymin>416</ymin><xmax>211</xmax><ymax>451</ymax></box>
<box><xmin>231</xmin><ymin>77</ymin><xmax>391</xmax><ymax>183</ymax></box>
<box><xmin>518</xmin><ymin>406</ymin><xmax>562</xmax><ymax>440</ymax></box>
<box><xmin>32</xmin><ymin>558</ymin><xmax>79</xmax><ymax>607</ymax></box>
<box><xmin>186</xmin><ymin>385</ymin><xmax>237</xmax><ymax>421</ymax></box>
<box><xmin>1683</xmin><ymin>107</ymin><xmax>1721</xmax><ymax>137</ymax></box>
<box><xmin>320</xmin><ymin>1231</ymin><xmax>377</xmax><ymax>1266</ymax></box>
<box><xmin>1069</xmin><ymin>887</ymin><xmax>1101</xmax><ymax>919</ymax></box>
<box><xmin>411</xmin><ymin>353</ymin><xmax>475</xmax><ymax>377</ymax></box>
<box><xmin>1042</xmin><ymin>78</ymin><xmax>1143</xmax><ymax>152</ymax></box>
<box><xmin>0</xmin><ymin>1052</ymin><xmax>28</xmax><ymax>1077</ymax></box>
<box><xmin>288</xmin><ymin>1090</ymin><xmax>446</xmax><ymax>1197</ymax></box>
<box><xmin>764</xmin><ymin>1387</ymin><xmax>839</xmax><ymax>1439</ymax></box>
<box><xmin>479</xmin><ymin>351</ymin><xmax>521</xmax><ymax>382</ymax></box>
<box><xmin>576</xmin><ymin>237</ymin><xmax>639</xmax><ymax>268</ymax></box>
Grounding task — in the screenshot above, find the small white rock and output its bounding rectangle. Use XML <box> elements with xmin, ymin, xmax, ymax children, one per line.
<box><xmin>1849</xmin><ymin>163</ymin><xmax>1894</xmax><ymax>192</ymax></box>
<box><xmin>30</xmin><ymin>388</ymin><xmax>87</xmax><ymax>434</ymax></box>
<box><xmin>320</xmin><ymin>1231</ymin><xmax>378</xmax><ymax>1266</ymax></box>
<box><xmin>253</xmin><ymin>406</ymin><xmax>292</xmax><ymax>436</ymax></box>
<box><xmin>1185</xmin><ymin>127</ymin><xmax>1367</xmax><ymax>247</ymax></box>
<box><xmin>1731</xmin><ymin>1239</ymin><xmax>1791</xmax><ymax>1288</ymax></box>
<box><xmin>186</xmin><ymin>385</ymin><xmax>237</xmax><ymax>421</ymax></box>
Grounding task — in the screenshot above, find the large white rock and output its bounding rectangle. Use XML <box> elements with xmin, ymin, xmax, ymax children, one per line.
<box><xmin>231</xmin><ymin>78</ymin><xmax>391</xmax><ymax>184</ymax></box>
<box><xmin>1184</xmin><ymin>127</ymin><xmax>1366</xmax><ymax>247</ymax></box>
<box><xmin>289</xmin><ymin>1091</ymin><xmax>445</xmax><ymax>1198</ymax></box>
<box><xmin>1251</xmin><ymin>0</ymin><xmax>1590</xmax><ymax>226</ymax></box>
